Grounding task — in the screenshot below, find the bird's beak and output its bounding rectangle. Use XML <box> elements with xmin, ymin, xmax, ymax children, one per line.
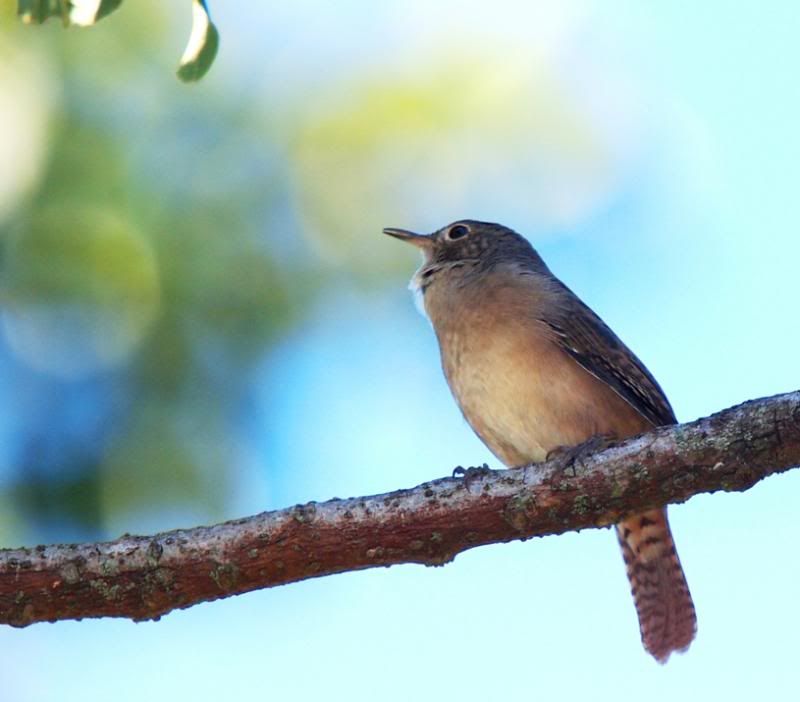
<box><xmin>383</xmin><ymin>227</ymin><xmax>433</xmax><ymax>250</ymax></box>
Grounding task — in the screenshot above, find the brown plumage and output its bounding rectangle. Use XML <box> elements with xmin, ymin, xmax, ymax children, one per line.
<box><xmin>385</xmin><ymin>219</ymin><xmax>696</xmax><ymax>662</ymax></box>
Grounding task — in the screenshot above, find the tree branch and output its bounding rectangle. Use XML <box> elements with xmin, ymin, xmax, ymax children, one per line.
<box><xmin>1</xmin><ymin>390</ymin><xmax>799</xmax><ymax>628</ymax></box>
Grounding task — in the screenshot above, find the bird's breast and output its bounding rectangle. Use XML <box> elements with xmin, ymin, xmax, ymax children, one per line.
<box><xmin>430</xmin><ymin>283</ymin><xmax>648</xmax><ymax>467</ymax></box>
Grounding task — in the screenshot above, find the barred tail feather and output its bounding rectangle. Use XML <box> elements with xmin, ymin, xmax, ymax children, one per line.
<box><xmin>617</xmin><ymin>508</ymin><xmax>697</xmax><ymax>662</ymax></box>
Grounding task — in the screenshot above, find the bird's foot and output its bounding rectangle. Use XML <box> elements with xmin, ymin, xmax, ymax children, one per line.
<box><xmin>452</xmin><ymin>463</ymin><xmax>492</xmax><ymax>490</ymax></box>
<box><xmin>545</xmin><ymin>434</ymin><xmax>618</xmax><ymax>476</ymax></box>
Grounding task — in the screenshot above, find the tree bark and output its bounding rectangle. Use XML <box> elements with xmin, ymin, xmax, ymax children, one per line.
<box><xmin>1</xmin><ymin>390</ymin><xmax>798</xmax><ymax>628</ymax></box>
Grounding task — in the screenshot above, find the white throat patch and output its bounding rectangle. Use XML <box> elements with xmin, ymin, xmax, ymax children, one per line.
<box><xmin>408</xmin><ymin>252</ymin><xmax>438</xmax><ymax>321</ymax></box>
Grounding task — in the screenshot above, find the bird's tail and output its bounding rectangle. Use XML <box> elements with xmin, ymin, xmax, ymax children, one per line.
<box><xmin>616</xmin><ymin>508</ymin><xmax>697</xmax><ymax>662</ymax></box>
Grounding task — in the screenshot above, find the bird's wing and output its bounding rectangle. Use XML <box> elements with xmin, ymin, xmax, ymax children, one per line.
<box><xmin>544</xmin><ymin>282</ymin><xmax>677</xmax><ymax>427</ymax></box>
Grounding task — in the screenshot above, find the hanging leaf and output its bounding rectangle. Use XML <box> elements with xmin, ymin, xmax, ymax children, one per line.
<box><xmin>17</xmin><ymin>0</ymin><xmax>123</xmax><ymax>27</ymax></box>
<box><xmin>176</xmin><ymin>0</ymin><xmax>219</xmax><ymax>83</ymax></box>
<box><xmin>17</xmin><ymin>0</ymin><xmax>220</xmax><ymax>82</ymax></box>
<box><xmin>17</xmin><ymin>0</ymin><xmax>69</xmax><ymax>25</ymax></box>
<box><xmin>71</xmin><ymin>0</ymin><xmax>123</xmax><ymax>25</ymax></box>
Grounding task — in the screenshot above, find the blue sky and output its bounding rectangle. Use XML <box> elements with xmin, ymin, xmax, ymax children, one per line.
<box><xmin>2</xmin><ymin>1</ymin><xmax>800</xmax><ymax>700</ymax></box>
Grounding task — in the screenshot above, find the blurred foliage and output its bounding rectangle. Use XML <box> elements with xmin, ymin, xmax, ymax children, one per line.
<box><xmin>176</xmin><ymin>0</ymin><xmax>218</xmax><ymax>83</ymax></box>
<box><xmin>290</xmin><ymin>58</ymin><xmax>619</xmax><ymax>278</ymax></box>
<box><xmin>0</xmin><ymin>5</ymin><xmax>309</xmax><ymax>543</ymax></box>
<box><xmin>16</xmin><ymin>0</ymin><xmax>218</xmax><ymax>81</ymax></box>
<box><xmin>0</xmin><ymin>1</ymin><xmax>605</xmax><ymax>546</ymax></box>
<box><xmin>18</xmin><ymin>0</ymin><xmax>121</xmax><ymax>26</ymax></box>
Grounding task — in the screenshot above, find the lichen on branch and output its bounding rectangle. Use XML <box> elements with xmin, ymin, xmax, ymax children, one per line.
<box><xmin>1</xmin><ymin>390</ymin><xmax>799</xmax><ymax>628</ymax></box>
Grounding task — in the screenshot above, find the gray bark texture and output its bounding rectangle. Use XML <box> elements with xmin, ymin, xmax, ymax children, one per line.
<box><xmin>1</xmin><ymin>390</ymin><xmax>798</xmax><ymax>628</ymax></box>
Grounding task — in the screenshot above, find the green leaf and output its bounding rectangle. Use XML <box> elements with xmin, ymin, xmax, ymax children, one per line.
<box><xmin>18</xmin><ymin>0</ymin><xmax>219</xmax><ymax>82</ymax></box>
<box><xmin>93</xmin><ymin>0</ymin><xmax>122</xmax><ymax>22</ymax></box>
<box><xmin>18</xmin><ymin>0</ymin><xmax>68</xmax><ymax>24</ymax></box>
<box><xmin>69</xmin><ymin>0</ymin><xmax>123</xmax><ymax>26</ymax></box>
<box><xmin>17</xmin><ymin>0</ymin><xmax>123</xmax><ymax>26</ymax></box>
<box><xmin>177</xmin><ymin>0</ymin><xmax>219</xmax><ymax>83</ymax></box>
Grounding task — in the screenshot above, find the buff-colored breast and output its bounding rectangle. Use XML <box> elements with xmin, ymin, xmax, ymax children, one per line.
<box><xmin>423</xmin><ymin>271</ymin><xmax>651</xmax><ymax>467</ymax></box>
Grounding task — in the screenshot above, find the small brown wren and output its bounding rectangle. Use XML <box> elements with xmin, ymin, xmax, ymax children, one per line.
<box><xmin>384</xmin><ymin>219</ymin><xmax>696</xmax><ymax>663</ymax></box>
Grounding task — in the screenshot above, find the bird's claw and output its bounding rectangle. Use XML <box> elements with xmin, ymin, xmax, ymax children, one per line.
<box><xmin>545</xmin><ymin>434</ymin><xmax>618</xmax><ymax>475</ymax></box>
<box><xmin>452</xmin><ymin>463</ymin><xmax>492</xmax><ymax>490</ymax></box>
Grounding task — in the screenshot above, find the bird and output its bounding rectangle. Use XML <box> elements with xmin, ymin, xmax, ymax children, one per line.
<box><xmin>384</xmin><ymin>219</ymin><xmax>696</xmax><ymax>663</ymax></box>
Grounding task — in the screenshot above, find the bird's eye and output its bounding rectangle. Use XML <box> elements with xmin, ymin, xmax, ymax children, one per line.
<box><xmin>446</xmin><ymin>224</ymin><xmax>469</xmax><ymax>240</ymax></box>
